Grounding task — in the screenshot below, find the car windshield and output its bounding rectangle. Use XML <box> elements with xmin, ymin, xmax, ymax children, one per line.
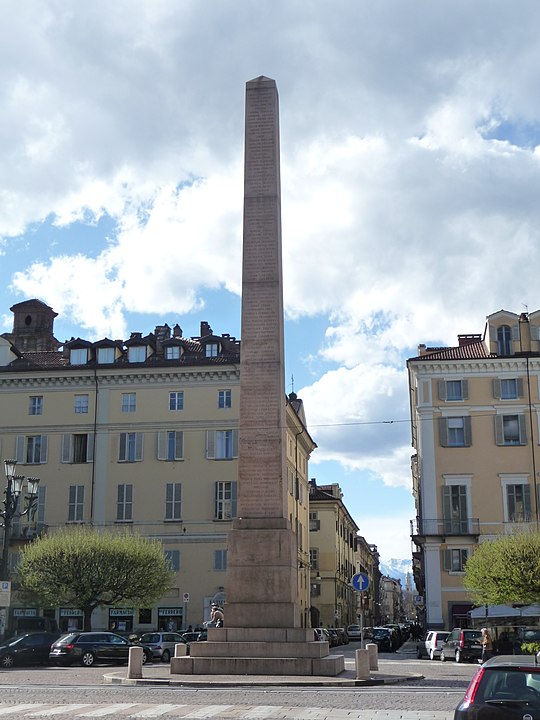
<box><xmin>477</xmin><ymin>667</ymin><xmax>540</xmax><ymax>706</ymax></box>
<box><xmin>139</xmin><ymin>634</ymin><xmax>160</xmax><ymax>643</ymax></box>
<box><xmin>372</xmin><ymin>629</ymin><xmax>389</xmax><ymax>638</ymax></box>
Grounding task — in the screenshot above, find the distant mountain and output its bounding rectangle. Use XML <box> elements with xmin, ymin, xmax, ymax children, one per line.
<box><xmin>379</xmin><ymin>558</ymin><xmax>412</xmax><ymax>585</ymax></box>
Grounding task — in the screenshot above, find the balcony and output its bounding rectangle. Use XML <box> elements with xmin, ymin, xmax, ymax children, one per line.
<box><xmin>410</xmin><ymin>517</ymin><xmax>480</xmax><ymax>539</ymax></box>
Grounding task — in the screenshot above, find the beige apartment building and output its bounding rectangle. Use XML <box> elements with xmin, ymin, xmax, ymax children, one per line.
<box><xmin>408</xmin><ymin>309</ymin><xmax>540</xmax><ymax>629</ymax></box>
<box><xmin>308</xmin><ymin>480</ymin><xmax>379</xmax><ymax>629</ymax></box>
<box><xmin>0</xmin><ymin>299</ymin><xmax>315</xmax><ymax>634</ymax></box>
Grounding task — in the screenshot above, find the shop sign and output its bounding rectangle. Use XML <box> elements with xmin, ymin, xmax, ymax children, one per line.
<box><xmin>13</xmin><ymin>608</ymin><xmax>37</xmax><ymax>617</ymax></box>
<box><xmin>60</xmin><ymin>609</ymin><xmax>84</xmax><ymax>617</ymax></box>
<box><xmin>158</xmin><ymin>608</ymin><xmax>182</xmax><ymax>617</ymax></box>
<box><xmin>109</xmin><ymin>608</ymin><xmax>134</xmax><ymax>617</ymax></box>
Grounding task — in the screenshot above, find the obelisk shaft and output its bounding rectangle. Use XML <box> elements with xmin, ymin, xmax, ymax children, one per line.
<box><xmin>225</xmin><ymin>76</ymin><xmax>299</xmax><ymax>629</ymax></box>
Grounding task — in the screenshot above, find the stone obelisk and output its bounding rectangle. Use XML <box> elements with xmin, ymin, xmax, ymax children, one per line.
<box><xmin>170</xmin><ymin>77</ymin><xmax>343</xmax><ymax>675</ymax></box>
<box><xmin>224</xmin><ymin>75</ymin><xmax>298</xmax><ymax>628</ymax></box>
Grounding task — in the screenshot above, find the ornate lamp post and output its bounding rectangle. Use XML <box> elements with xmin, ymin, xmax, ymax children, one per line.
<box><xmin>1</xmin><ymin>460</ymin><xmax>40</xmax><ymax>581</ymax></box>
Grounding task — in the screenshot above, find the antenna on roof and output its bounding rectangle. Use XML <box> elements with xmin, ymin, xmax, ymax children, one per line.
<box><xmin>290</xmin><ymin>374</ymin><xmax>295</xmax><ymax>393</ymax></box>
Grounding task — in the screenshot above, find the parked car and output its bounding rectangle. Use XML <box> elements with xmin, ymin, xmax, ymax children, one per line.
<box><xmin>454</xmin><ymin>655</ymin><xmax>540</xmax><ymax>718</ymax></box>
<box><xmin>313</xmin><ymin>628</ymin><xmax>331</xmax><ymax>643</ymax></box>
<box><xmin>440</xmin><ymin>628</ymin><xmax>482</xmax><ymax>663</ymax></box>
<box><xmin>417</xmin><ymin>630</ymin><xmax>450</xmax><ymax>660</ymax></box>
<box><xmin>49</xmin><ymin>631</ymin><xmax>153</xmax><ymax>667</ymax></box>
<box><xmin>0</xmin><ymin>632</ymin><xmax>61</xmax><ymax>668</ymax></box>
<box><xmin>137</xmin><ymin>632</ymin><xmax>186</xmax><ymax>662</ymax></box>
<box><xmin>326</xmin><ymin>628</ymin><xmax>340</xmax><ymax>647</ymax></box>
<box><xmin>347</xmin><ymin>624</ymin><xmax>362</xmax><ymax>641</ymax></box>
<box><xmin>370</xmin><ymin>627</ymin><xmax>394</xmax><ymax>652</ymax></box>
<box><xmin>335</xmin><ymin>628</ymin><xmax>349</xmax><ymax>645</ymax></box>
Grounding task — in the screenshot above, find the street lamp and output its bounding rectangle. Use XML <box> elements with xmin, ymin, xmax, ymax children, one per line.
<box><xmin>1</xmin><ymin>460</ymin><xmax>40</xmax><ymax>581</ymax></box>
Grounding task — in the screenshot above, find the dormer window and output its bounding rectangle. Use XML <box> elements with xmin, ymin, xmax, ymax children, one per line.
<box><xmin>70</xmin><ymin>348</ymin><xmax>88</xmax><ymax>365</ymax></box>
<box><xmin>97</xmin><ymin>347</ymin><xmax>115</xmax><ymax>364</ymax></box>
<box><xmin>205</xmin><ymin>343</ymin><xmax>219</xmax><ymax>358</ymax></box>
<box><xmin>165</xmin><ymin>346</ymin><xmax>181</xmax><ymax>360</ymax></box>
<box><xmin>128</xmin><ymin>346</ymin><xmax>146</xmax><ymax>363</ymax></box>
<box><xmin>497</xmin><ymin>325</ymin><xmax>512</xmax><ymax>356</ymax></box>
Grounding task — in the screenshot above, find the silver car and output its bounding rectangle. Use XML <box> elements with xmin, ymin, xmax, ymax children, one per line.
<box><xmin>137</xmin><ymin>632</ymin><xmax>186</xmax><ymax>662</ymax></box>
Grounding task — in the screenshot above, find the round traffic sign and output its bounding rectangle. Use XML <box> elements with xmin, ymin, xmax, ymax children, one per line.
<box><xmin>351</xmin><ymin>572</ymin><xmax>369</xmax><ymax>592</ymax></box>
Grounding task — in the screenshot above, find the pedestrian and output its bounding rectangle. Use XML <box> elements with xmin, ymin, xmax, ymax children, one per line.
<box><xmin>481</xmin><ymin>627</ymin><xmax>493</xmax><ymax>663</ymax></box>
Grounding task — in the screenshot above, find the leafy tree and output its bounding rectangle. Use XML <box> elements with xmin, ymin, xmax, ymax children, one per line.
<box><xmin>16</xmin><ymin>527</ymin><xmax>175</xmax><ymax>630</ymax></box>
<box><xmin>464</xmin><ymin>531</ymin><xmax>540</xmax><ymax>606</ymax></box>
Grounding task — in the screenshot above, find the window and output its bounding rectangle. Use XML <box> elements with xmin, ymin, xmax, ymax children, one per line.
<box><xmin>118</xmin><ymin>432</ymin><xmax>143</xmax><ymax>462</ymax></box>
<box><xmin>68</xmin><ymin>485</ymin><xmax>84</xmax><ymax>522</ymax></box>
<box><xmin>497</xmin><ymin>325</ymin><xmax>512</xmax><ymax>355</ymax></box>
<box><xmin>61</xmin><ymin>433</ymin><xmax>94</xmax><ymax>463</ymax></box>
<box><xmin>165</xmin><ymin>483</ymin><xmax>182</xmax><ymax>520</ymax></box>
<box><xmin>121</xmin><ymin>392</ymin><xmax>136</xmax><ymax>413</ymax></box>
<box><xmin>442</xmin><ymin>485</ymin><xmax>469</xmax><ymax>534</ymax></box>
<box><xmin>157</xmin><ymin>431</ymin><xmax>184</xmax><ymax>461</ymax></box>
<box><xmin>70</xmin><ymin>348</ymin><xmax>88</xmax><ymax>365</ymax></box>
<box><xmin>165</xmin><ymin>346</ymin><xmax>181</xmax><ymax>360</ymax></box>
<box><xmin>218</xmin><ymin>390</ymin><xmax>232</xmax><ymax>409</ymax></box>
<box><xmin>443</xmin><ymin>548</ymin><xmax>468</xmax><ymax>572</ymax></box>
<box><xmin>214</xmin><ymin>549</ymin><xmax>227</xmax><ymax>570</ymax></box>
<box><xmin>438</xmin><ymin>380</ymin><xmax>468</xmax><ymax>402</ymax></box>
<box><xmin>16</xmin><ymin>435</ymin><xmax>48</xmax><ymax>464</ymax></box>
<box><xmin>206</xmin><ymin>430</ymin><xmax>239</xmax><ymax>460</ymax></box>
<box><xmin>164</xmin><ymin>550</ymin><xmax>180</xmax><ymax>572</ymax></box>
<box><xmin>29</xmin><ymin>396</ymin><xmax>43</xmax><ymax>415</ymax></box>
<box><xmin>439</xmin><ymin>417</ymin><xmax>471</xmax><ymax>447</ymax></box>
<box><xmin>128</xmin><ymin>346</ymin><xmax>146</xmax><ymax>363</ymax></box>
<box><xmin>493</xmin><ymin>378</ymin><xmax>523</xmax><ymax>400</ymax></box>
<box><xmin>97</xmin><ymin>347</ymin><xmax>115</xmax><ymax>364</ymax></box>
<box><xmin>74</xmin><ymin>394</ymin><xmax>89</xmax><ymax>414</ymax></box>
<box><xmin>169</xmin><ymin>392</ymin><xmax>184</xmax><ymax>411</ymax></box>
<box><xmin>309</xmin><ymin>511</ymin><xmax>320</xmax><ymax>531</ymax></box>
<box><xmin>506</xmin><ymin>484</ymin><xmax>531</xmax><ymax>522</ymax></box>
<box><xmin>117</xmin><ymin>484</ymin><xmax>133</xmax><ymax>521</ymax></box>
<box><xmin>215</xmin><ymin>481</ymin><xmax>237</xmax><ymax>520</ymax></box>
<box><xmin>309</xmin><ymin>547</ymin><xmax>319</xmax><ymax>571</ymax></box>
<box><xmin>205</xmin><ymin>343</ymin><xmax>219</xmax><ymax>358</ymax></box>
<box><xmin>495</xmin><ymin>414</ymin><xmax>527</xmax><ymax>446</ymax></box>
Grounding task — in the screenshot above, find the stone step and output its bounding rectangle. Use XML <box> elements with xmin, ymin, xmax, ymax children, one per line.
<box><xmin>190</xmin><ymin>640</ymin><xmax>329</xmax><ymax>658</ymax></box>
<box><xmin>171</xmin><ymin>654</ymin><xmax>345</xmax><ymax>676</ymax></box>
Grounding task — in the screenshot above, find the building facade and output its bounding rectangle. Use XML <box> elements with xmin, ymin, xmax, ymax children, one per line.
<box><xmin>0</xmin><ymin>299</ymin><xmax>315</xmax><ymax>634</ymax></box>
<box><xmin>408</xmin><ymin>309</ymin><xmax>540</xmax><ymax>629</ymax></box>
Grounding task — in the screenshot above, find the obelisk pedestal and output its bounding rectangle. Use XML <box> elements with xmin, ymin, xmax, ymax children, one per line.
<box><xmin>171</xmin><ymin>77</ymin><xmax>344</xmax><ymax>676</ymax></box>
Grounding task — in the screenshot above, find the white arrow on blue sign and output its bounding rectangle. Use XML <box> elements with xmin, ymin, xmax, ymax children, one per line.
<box><xmin>351</xmin><ymin>572</ymin><xmax>369</xmax><ymax>592</ymax></box>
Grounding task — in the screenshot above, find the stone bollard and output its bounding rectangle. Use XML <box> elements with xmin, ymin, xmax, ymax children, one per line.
<box><xmin>127</xmin><ymin>645</ymin><xmax>143</xmax><ymax>679</ymax></box>
<box><xmin>355</xmin><ymin>648</ymin><xmax>370</xmax><ymax>680</ymax></box>
<box><xmin>366</xmin><ymin>642</ymin><xmax>379</xmax><ymax>671</ymax></box>
<box><xmin>175</xmin><ymin>643</ymin><xmax>187</xmax><ymax>657</ymax></box>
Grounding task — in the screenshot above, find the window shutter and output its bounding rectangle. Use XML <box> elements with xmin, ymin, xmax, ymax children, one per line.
<box><xmin>492</xmin><ymin>379</ymin><xmax>501</xmax><ymax>399</ymax></box>
<box><xmin>438</xmin><ymin>380</ymin><xmax>447</xmax><ymax>401</ymax></box>
<box><xmin>15</xmin><ymin>436</ymin><xmax>24</xmax><ymax>463</ymax></box>
<box><xmin>494</xmin><ymin>415</ymin><xmax>504</xmax><ymax>445</ymax></box>
<box><xmin>461</xmin><ymin>380</ymin><xmax>469</xmax><ymax>401</ymax></box>
<box><xmin>442</xmin><ymin>486</ymin><xmax>452</xmax><ymax>521</ymax></box>
<box><xmin>231</xmin><ymin>481</ymin><xmax>238</xmax><ymax>518</ymax></box>
<box><xmin>157</xmin><ymin>432</ymin><xmax>167</xmax><ymax>460</ymax></box>
<box><xmin>175</xmin><ymin>432</ymin><xmax>184</xmax><ymax>460</ymax></box>
<box><xmin>119</xmin><ymin>433</ymin><xmax>126</xmax><ymax>461</ymax></box>
<box><xmin>438</xmin><ymin>418</ymin><xmax>448</xmax><ymax>447</ymax></box>
<box><xmin>511</xmin><ymin>325</ymin><xmax>519</xmax><ymax>341</ymax></box>
<box><xmin>61</xmin><ymin>434</ymin><xmax>72</xmax><ymax>463</ymax></box>
<box><xmin>86</xmin><ymin>434</ymin><xmax>94</xmax><ymax>462</ymax></box>
<box><xmin>232</xmin><ymin>430</ymin><xmax>239</xmax><ymax>458</ymax></box>
<box><xmin>40</xmin><ymin>436</ymin><xmax>48</xmax><ymax>463</ymax></box>
<box><xmin>206</xmin><ymin>431</ymin><xmax>215</xmax><ymax>459</ymax></box>
<box><xmin>519</xmin><ymin>415</ymin><xmax>527</xmax><ymax>445</ymax></box>
<box><xmin>517</xmin><ymin>378</ymin><xmax>524</xmax><ymax>398</ymax></box>
<box><xmin>214</xmin><ymin>482</ymin><xmax>219</xmax><ymax>518</ymax></box>
<box><xmin>443</xmin><ymin>549</ymin><xmax>451</xmax><ymax>571</ymax></box>
<box><xmin>463</xmin><ymin>416</ymin><xmax>472</xmax><ymax>446</ymax></box>
<box><xmin>135</xmin><ymin>433</ymin><xmax>143</xmax><ymax>461</ymax></box>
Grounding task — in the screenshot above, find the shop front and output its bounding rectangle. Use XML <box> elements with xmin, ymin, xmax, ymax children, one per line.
<box><xmin>157</xmin><ymin>607</ymin><xmax>183</xmax><ymax>632</ymax></box>
<box><xmin>60</xmin><ymin>608</ymin><xmax>84</xmax><ymax>632</ymax></box>
<box><xmin>109</xmin><ymin>608</ymin><xmax>134</xmax><ymax>633</ymax></box>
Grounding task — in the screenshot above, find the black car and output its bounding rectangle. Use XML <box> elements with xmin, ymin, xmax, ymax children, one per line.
<box><xmin>0</xmin><ymin>632</ymin><xmax>60</xmax><ymax>668</ymax></box>
<box><xmin>441</xmin><ymin>628</ymin><xmax>482</xmax><ymax>663</ymax></box>
<box><xmin>49</xmin><ymin>631</ymin><xmax>153</xmax><ymax>667</ymax></box>
<box><xmin>370</xmin><ymin>627</ymin><xmax>393</xmax><ymax>652</ymax></box>
<box><xmin>454</xmin><ymin>655</ymin><xmax>540</xmax><ymax>718</ymax></box>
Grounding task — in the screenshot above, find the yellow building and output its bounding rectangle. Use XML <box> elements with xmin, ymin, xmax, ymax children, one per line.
<box><xmin>308</xmin><ymin>480</ymin><xmax>379</xmax><ymax>629</ymax></box>
<box><xmin>0</xmin><ymin>299</ymin><xmax>315</xmax><ymax>633</ymax></box>
<box><xmin>408</xmin><ymin>309</ymin><xmax>540</xmax><ymax>629</ymax></box>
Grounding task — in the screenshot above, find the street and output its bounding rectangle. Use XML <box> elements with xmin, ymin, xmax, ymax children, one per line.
<box><xmin>0</xmin><ymin>647</ymin><xmax>477</xmax><ymax>719</ymax></box>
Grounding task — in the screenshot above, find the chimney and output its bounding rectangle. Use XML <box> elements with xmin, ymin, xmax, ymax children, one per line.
<box><xmin>173</xmin><ymin>324</ymin><xmax>183</xmax><ymax>338</ymax></box>
<box><xmin>200</xmin><ymin>321</ymin><xmax>212</xmax><ymax>337</ymax></box>
<box><xmin>519</xmin><ymin>313</ymin><xmax>531</xmax><ymax>353</ymax></box>
<box><xmin>458</xmin><ymin>334</ymin><xmax>482</xmax><ymax>347</ymax></box>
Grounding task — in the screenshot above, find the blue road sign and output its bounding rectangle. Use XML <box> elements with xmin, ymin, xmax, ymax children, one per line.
<box><xmin>351</xmin><ymin>572</ymin><xmax>369</xmax><ymax>592</ymax></box>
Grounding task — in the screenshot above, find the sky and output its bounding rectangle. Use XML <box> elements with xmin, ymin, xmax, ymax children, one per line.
<box><xmin>3</xmin><ymin>1</ymin><xmax>540</xmax><ymax>563</ymax></box>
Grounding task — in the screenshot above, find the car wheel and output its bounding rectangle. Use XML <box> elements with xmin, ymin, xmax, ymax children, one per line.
<box><xmin>429</xmin><ymin>649</ymin><xmax>435</xmax><ymax>661</ymax></box>
<box><xmin>440</xmin><ymin>650</ymin><xmax>446</xmax><ymax>662</ymax></box>
<box><xmin>0</xmin><ymin>653</ymin><xmax>15</xmax><ymax>669</ymax></box>
<box><xmin>81</xmin><ymin>651</ymin><xmax>96</xmax><ymax>667</ymax></box>
<box><xmin>161</xmin><ymin>650</ymin><xmax>170</xmax><ymax>663</ymax></box>
<box><xmin>142</xmin><ymin>650</ymin><xmax>151</xmax><ymax>665</ymax></box>
<box><xmin>455</xmin><ymin>649</ymin><xmax>462</xmax><ymax>664</ymax></box>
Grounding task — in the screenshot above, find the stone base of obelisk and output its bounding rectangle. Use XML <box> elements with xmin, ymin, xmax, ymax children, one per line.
<box><xmin>170</xmin><ymin>519</ymin><xmax>344</xmax><ymax>676</ymax></box>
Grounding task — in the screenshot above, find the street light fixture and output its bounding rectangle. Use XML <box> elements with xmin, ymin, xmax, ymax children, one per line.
<box><xmin>1</xmin><ymin>460</ymin><xmax>40</xmax><ymax>581</ymax></box>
